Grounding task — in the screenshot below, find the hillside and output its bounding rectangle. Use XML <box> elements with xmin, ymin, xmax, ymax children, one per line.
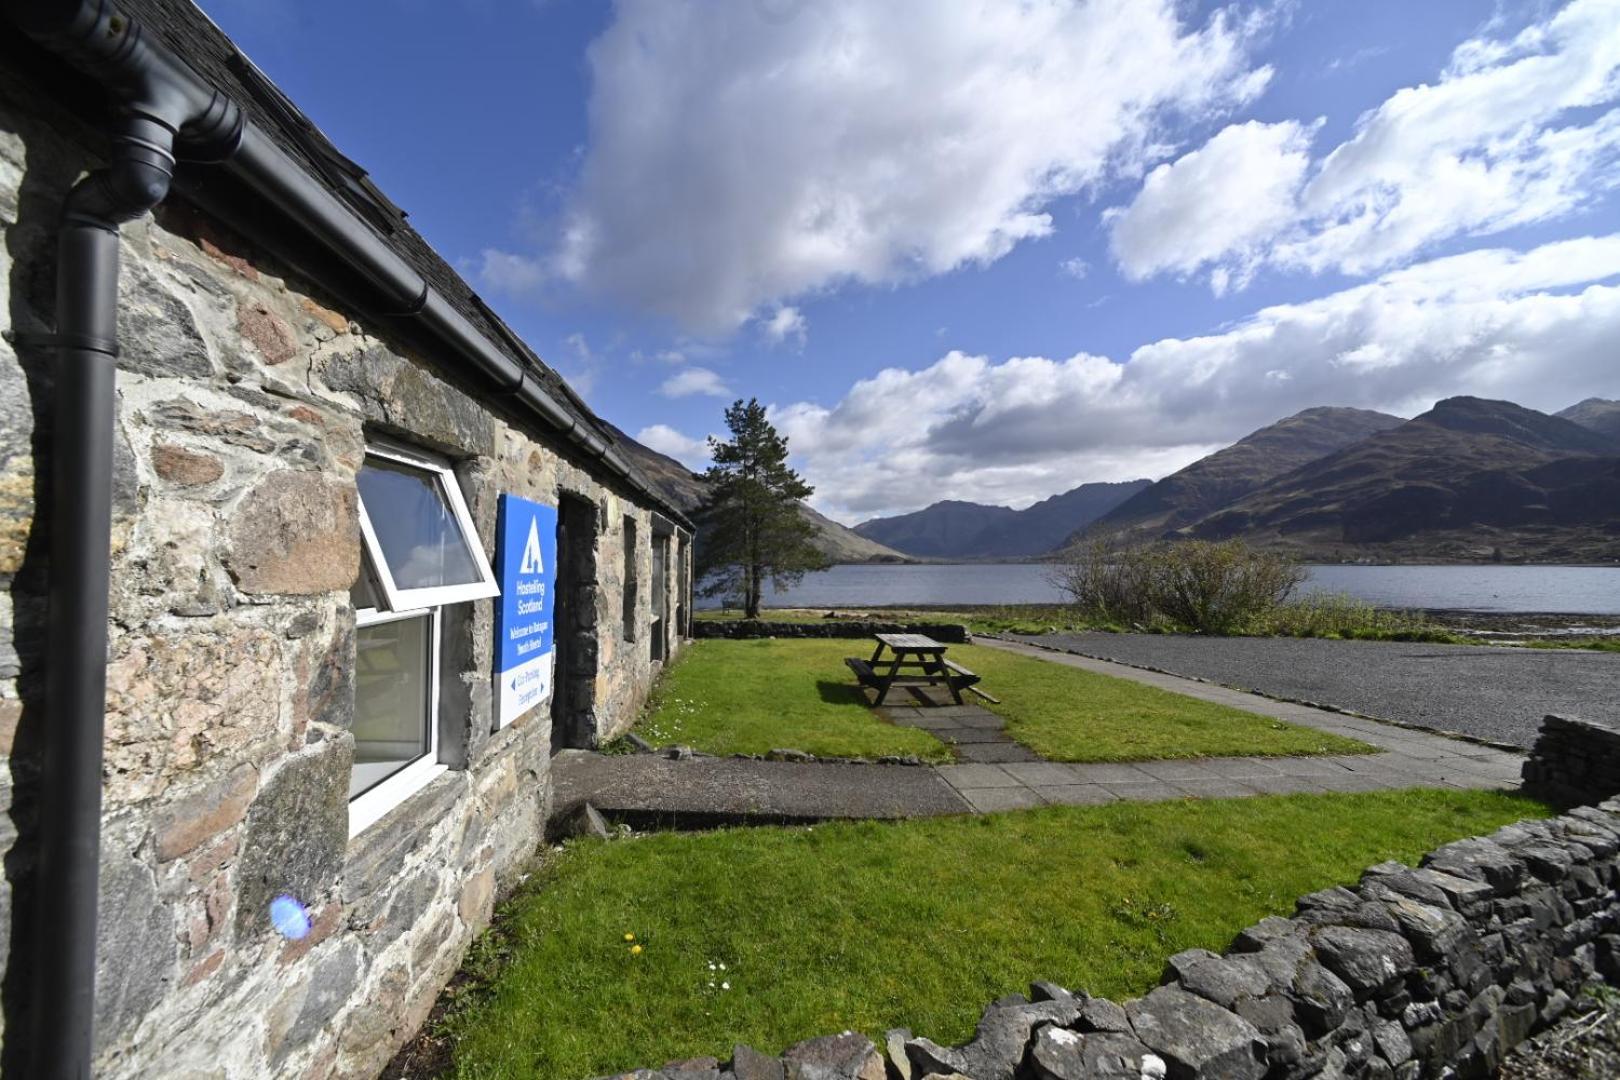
<box><xmin>855</xmin><ymin>480</ymin><xmax>1149</xmax><ymax>559</ymax></box>
<box><xmin>798</xmin><ymin>504</ymin><xmax>913</xmax><ymax>563</ymax></box>
<box><xmin>602</xmin><ymin>424</ymin><xmax>910</xmax><ymax>564</ymax></box>
<box><xmin>1076</xmin><ymin>406</ymin><xmax>1405</xmax><ymax>545</ymax></box>
<box><xmin>1188</xmin><ymin>397</ymin><xmax>1620</xmax><ymax>561</ymax></box>
<box><xmin>1558</xmin><ymin>398</ymin><xmax>1620</xmax><ymax>440</ymax></box>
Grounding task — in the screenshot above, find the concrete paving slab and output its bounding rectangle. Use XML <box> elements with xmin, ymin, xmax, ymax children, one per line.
<box><xmin>1245</xmin><ymin>775</ymin><xmax>1329</xmax><ymax>795</ymax></box>
<box><xmin>938</xmin><ymin>764</ymin><xmax>1023</xmax><ymax>789</ymax></box>
<box><xmin>1067</xmin><ymin>762</ymin><xmax>1157</xmax><ymax>784</ymax></box>
<box><xmin>1136</xmin><ymin>759</ymin><xmax>1221</xmax><ymax>781</ymax></box>
<box><xmin>1034</xmin><ymin>784</ymin><xmax>1118</xmax><ymax>806</ymax></box>
<box><xmin>956</xmin><ymin>742</ymin><xmax>1043</xmax><ymax>764</ymax></box>
<box><xmin>934</xmin><ymin>728</ymin><xmax>1013</xmax><ymax>745</ymax></box>
<box><xmin>952</xmin><ymin>713</ymin><xmax>1009</xmax><ymax>729</ymax></box>
<box><xmin>1100</xmin><ymin>780</ymin><xmax>1186</xmax><ymax>801</ymax></box>
<box><xmin>1270</xmin><ymin>757</ymin><xmax>1354</xmax><ymax>778</ymax></box>
<box><xmin>962</xmin><ymin>786</ymin><xmax>1047</xmax><ymax>812</ymax></box>
<box><xmin>552</xmin><ymin>751</ymin><xmax>971</xmax><ymax>824</ymax></box>
<box><xmin>1173</xmin><ymin>777</ymin><xmax>1261</xmax><ymax>799</ymax></box>
<box><xmin>1201</xmin><ymin>757</ymin><xmax>1287</xmax><ymax>779</ymax></box>
<box><xmin>1311</xmin><ymin>771</ymin><xmax>1408</xmax><ymax>793</ymax></box>
<box><xmin>1000</xmin><ymin>762</ymin><xmax>1083</xmax><ymax>787</ymax></box>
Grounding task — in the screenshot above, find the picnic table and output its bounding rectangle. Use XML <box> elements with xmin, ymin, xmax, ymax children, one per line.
<box><xmin>844</xmin><ymin>632</ymin><xmax>988</xmax><ymax>706</ymax></box>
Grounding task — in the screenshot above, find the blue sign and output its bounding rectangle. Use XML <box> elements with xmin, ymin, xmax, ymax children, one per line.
<box><xmin>494</xmin><ymin>493</ymin><xmax>559</xmax><ymax>728</ymax></box>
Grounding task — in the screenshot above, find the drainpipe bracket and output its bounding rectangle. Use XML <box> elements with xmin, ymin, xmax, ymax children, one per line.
<box><xmin>7</xmin><ymin>330</ymin><xmax>120</xmax><ymax>357</ymax></box>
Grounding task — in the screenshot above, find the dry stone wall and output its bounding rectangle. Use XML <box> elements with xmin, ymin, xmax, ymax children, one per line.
<box><xmin>0</xmin><ymin>64</ymin><xmax>680</xmax><ymax>1079</ymax></box>
<box><xmin>592</xmin><ymin>798</ymin><xmax>1620</xmax><ymax>1080</ymax></box>
<box><xmin>1521</xmin><ymin>714</ymin><xmax>1620</xmax><ymax>808</ymax></box>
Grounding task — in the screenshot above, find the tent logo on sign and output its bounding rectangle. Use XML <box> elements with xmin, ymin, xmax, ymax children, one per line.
<box><xmin>495</xmin><ymin>494</ymin><xmax>558</xmax><ymax>729</ymax></box>
<box><xmin>520</xmin><ymin>517</ymin><xmax>545</xmax><ymax>575</ymax></box>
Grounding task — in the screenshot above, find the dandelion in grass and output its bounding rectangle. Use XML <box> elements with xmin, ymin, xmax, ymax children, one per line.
<box><xmin>624</xmin><ymin>932</ymin><xmax>636</xmax><ymax>941</ymax></box>
<box><xmin>630</xmin><ymin>944</ymin><xmax>643</xmax><ymax>955</ymax></box>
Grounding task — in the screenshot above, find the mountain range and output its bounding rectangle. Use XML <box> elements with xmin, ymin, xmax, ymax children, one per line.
<box><xmin>611</xmin><ymin>395</ymin><xmax>1620</xmax><ymax>566</ymax></box>
<box><xmin>1075</xmin><ymin>406</ymin><xmax>1406</xmax><ymax>546</ymax></box>
<box><xmin>852</xmin><ymin>481</ymin><xmax>1150</xmax><ymax>559</ymax></box>
<box><xmin>1181</xmin><ymin>397</ymin><xmax>1620</xmax><ymax>561</ymax></box>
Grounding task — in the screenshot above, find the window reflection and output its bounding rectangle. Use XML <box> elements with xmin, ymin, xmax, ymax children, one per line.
<box><xmin>357</xmin><ymin>457</ymin><xmax>482</xmax><ymax>590</ymax></box>
<box><xmin>350</xmin><ymin>614</ymin><xmax>432</xmax><ymax>798</ymax></box>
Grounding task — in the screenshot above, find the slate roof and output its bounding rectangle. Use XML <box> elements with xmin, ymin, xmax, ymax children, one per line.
<box><xmin>111</xmin><ymin>0</ymin><xmax>686</xmax><ymax>523</ymax></box>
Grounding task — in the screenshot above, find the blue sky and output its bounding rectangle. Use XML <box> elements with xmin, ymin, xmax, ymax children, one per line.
<box><xmin>201</xmin><ymin>0</ymin><xmax>1620</xmax><ymax>523</ymax></box>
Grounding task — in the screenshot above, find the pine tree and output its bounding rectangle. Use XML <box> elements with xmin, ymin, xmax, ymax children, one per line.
<box><xmin>696</xmin><ymin>398</ymin><xmax>831</xmax><ymax>618</ymax></box>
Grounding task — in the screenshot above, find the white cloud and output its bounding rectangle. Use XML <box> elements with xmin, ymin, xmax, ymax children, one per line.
<box><xmin>658</xmin><ymin>366</ymin><xmax>733</xmax><ymax>398</ymax></box>
<box><xmin>1059</xmin><ymin>257</ymin><xmax>1091</xmax><ymax>280</ymax></box>
<box><xmin>1109</xmin><ymin>0</ymin><xmax>1620</xmax><ymax>287</ymax></box>
<box><xmin>1108</xmin><ymin>119</ymin><xmax>1318</xmax><ymax>290</ymax></box>
<box><xmin>781</xmin><ymin>233</ymin><xmax>1620</xmax><ymax>522</ymax></box>
<box><xmin>636</xmin><ymin>424</ymin><xmax>712</xmax><ymax>470</ymax></box>
<box><xmin>545</xmin><ymin>0</ymin><xmax>1270</xmax><ymax>333</ymax></box>
<box><xmin>476</xmin><ymin>248</ymin><xmax>546</xmax><ymax>294</ymax></box>
<box><xmin>760</xmin><ymin>305</ymin><xmax>808</xmax><ymax>347</ymax></box>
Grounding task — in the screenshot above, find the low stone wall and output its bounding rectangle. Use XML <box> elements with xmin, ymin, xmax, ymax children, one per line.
<box><xmin>1522</xmin><ymin>714</ymin><xmax>1620</xmax><ymax>806</ymax></box>
<box><xmin>692</xmin><ymin>620</ymin><xmax>970</xmax><ymax>643</ymax></box>
<box><xmin>595</xmin><ymin>799</ymin><xmax>1620</xmax><ymax>1080</ymax></box>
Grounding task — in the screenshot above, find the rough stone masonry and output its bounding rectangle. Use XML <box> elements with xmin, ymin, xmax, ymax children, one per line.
<box><xmin>0</xmin><ymin>54</ymin><xmax>685</xmax><ymax>1079</ymax></box>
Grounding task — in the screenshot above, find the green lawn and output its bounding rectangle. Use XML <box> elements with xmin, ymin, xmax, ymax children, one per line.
<box><xmin>633</xmin><ymin>639</ymin><xmax>1370</xmax><ymax>763</ymax></box>
<box><xmin>961</xmin><ymin>643</ymin><xmax>1371</xmax><ymax>762</ymax></box>
<box><xmin>636</xmin><ymin>638</ymin><xmax>953</xmax><ymax>762</ymax></box>
<box><xmin>442</xmin><ymin>789</ymin><xmax>1546</xmax><ymax>1078</ymax></box>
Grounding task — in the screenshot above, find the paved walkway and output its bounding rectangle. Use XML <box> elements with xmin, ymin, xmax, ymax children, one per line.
<box><xmin>554</xmin><ymin>638</ymin><xmax>1526</xmax><ymax>825</ymax></box>
<box><xmin>937</xmin><ymin>639</ymin><xmax>1524</xmax><ymax>811</ymax></box>
<box><xmin>1010</xmin><ymin>631</ymin><xmax>1619</xmax><ymax>748</ymax></box>
<box><xmin>553</xmin><ymin>751</ymin><xmax>972</xmax><ymax>823</ymax></box>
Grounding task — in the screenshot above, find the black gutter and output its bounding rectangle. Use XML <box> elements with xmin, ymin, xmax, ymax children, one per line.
<box><xmin>4</xmin><ymin>0</ymin><xmax>688</xmax><ymax>1072</ymax></box>
<box><xmin>221</xmin><ymin>125</ymin><xmax>691</xmax><ymax>526</ymax></box>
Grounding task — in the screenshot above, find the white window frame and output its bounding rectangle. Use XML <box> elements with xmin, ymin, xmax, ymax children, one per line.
<box><xmin>347</xmin><ymin>598</ymin><xmax>447</xmax><ymax>838</ymax></box>
<box><xmin>356</xmin><ymin>439</ymin><xmax>499</xmax><ymax>612</ymax></box>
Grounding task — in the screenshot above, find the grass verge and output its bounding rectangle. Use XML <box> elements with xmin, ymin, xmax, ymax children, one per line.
<box><xmin>633</xmin><ymin>639</ymin><xmax>953</xmax><ymax>762</ymax></box>
<box><xmin>634</xmin><ymin>639</ymin><xmax>1370</xmax><ymax>763</ymax></box>
<box><xmin>961</xmin><ymin>643</ymin><xmax>1371</xmax><ymax>762</ymax></box>
<box><xmin>440</xmin><ymin>789</ymin><xmax>1547</xmax><ymax>1078</ymax></box>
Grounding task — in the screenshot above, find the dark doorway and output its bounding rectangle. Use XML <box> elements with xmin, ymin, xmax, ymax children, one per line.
<box><xmin>551</xmin><ymin>494</ymin><xmax>600</xmax><ymax>752</ymax></box>
<box><xmin>650</xmin><ymin>535</ymin><xmax>669</xmax><ymax>662</ymax></box>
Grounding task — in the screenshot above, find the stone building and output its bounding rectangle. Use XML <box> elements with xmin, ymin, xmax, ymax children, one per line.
<box><xmin>0</xmin><ymin>1</ymin><xmax>693</xmax><ymax>1075</ymax></box>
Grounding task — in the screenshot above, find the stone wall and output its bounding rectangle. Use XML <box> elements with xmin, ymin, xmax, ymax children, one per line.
<box><xmin>693</xmin><ymin>620</ymin><xmax>971</xmax><ymax>643</ymax></box>
<box><xmin>1522</xmin><ymin>715</ymin><xmax>1620</xmax><ymax>808</ymax></box>
<box><xmin>593</xmin><ymin>799</ymin><xmax>1620</xmax><ymax>1080</ymax></box>
<box><xmin>0</xmin><ymin>65</ymin><xmax>681</xmax><ymax>1079</ymax></box>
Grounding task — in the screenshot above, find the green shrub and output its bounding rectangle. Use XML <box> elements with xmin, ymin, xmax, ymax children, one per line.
<box><xmin>1049</xmin><ymin>539</ymin><xmax>1303</xmax><ymax>635</ymax></box>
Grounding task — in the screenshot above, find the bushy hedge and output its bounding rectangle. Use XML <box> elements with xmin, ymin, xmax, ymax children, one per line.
<box><xmin>1048</xmin><ymin>539</ymin><xmax>1305</xmax><ymax>635</ymax></box>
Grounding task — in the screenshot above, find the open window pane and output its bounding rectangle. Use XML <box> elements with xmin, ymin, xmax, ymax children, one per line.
<box><xmin>357</xmin><ymin>456</ymin><xmax>484</xmax><ymax>591</ymax></box>
<box><xmin>350</xmin><ymin>613</ymin><xmax>432</xmax><ymax>798</ymax></box>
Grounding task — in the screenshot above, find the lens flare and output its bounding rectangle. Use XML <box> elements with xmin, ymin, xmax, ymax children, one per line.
<box><xmin>270</xmin><ymin>894</ymin><xmax>311</xmax><ymax>940</ymax></box>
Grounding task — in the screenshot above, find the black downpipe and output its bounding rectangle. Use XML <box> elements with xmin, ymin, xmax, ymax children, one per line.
<box><xmin>33</xmin><ymin>116</ymin><xmax>180</xmax><ymax>1077</ymax></box>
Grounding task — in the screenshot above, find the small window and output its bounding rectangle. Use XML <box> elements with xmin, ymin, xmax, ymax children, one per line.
<box><xmin>348</xmin><ymin>441</ymin><xmax>498</xmax><ymax>838</ymax></box>
<box><xmin>350</xmin><ymin>608</ymin><xmax>437</xmax><ymax>799</ymax></box>
<box><xmin>355</xmin><ymin>442</ymin><xmax>498</xmax><ymax>611</ymax></box>
<box><xmin>622</xmin><ymin>515</ymin><xmax>638</xmax><ymax>641</ymax></box>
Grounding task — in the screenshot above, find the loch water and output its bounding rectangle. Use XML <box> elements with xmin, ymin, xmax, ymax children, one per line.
<box><xmin>701</xmin><ymin>562</ymin><xmax>1620</xmax><ymax>615</ymax></box>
